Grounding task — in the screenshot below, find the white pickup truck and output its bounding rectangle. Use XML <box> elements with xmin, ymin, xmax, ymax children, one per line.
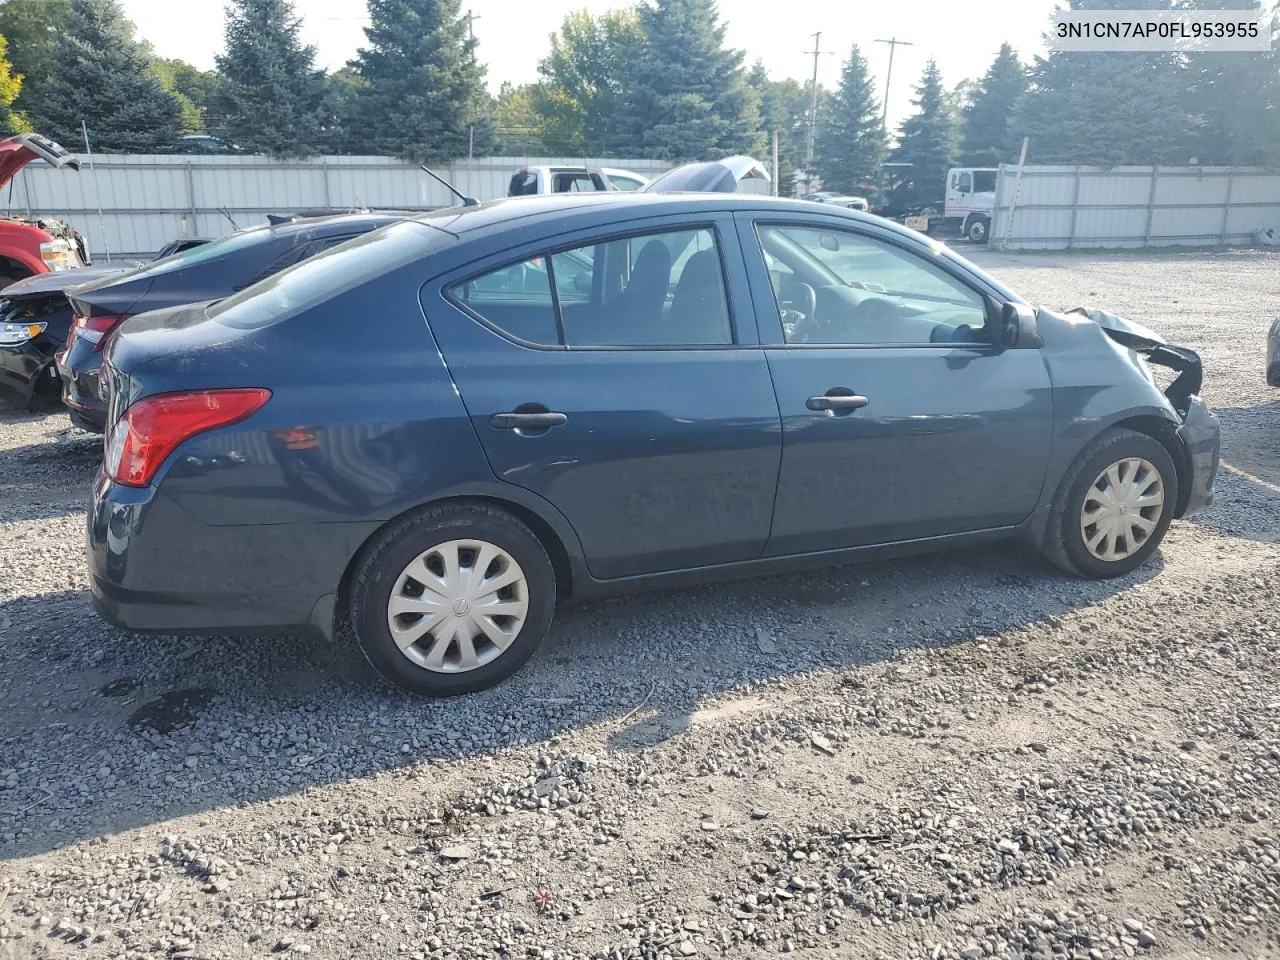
<box><xmin>507</xmin><ymin>165</ymin><xmax>650</xmax><ymax>196</ymax></box>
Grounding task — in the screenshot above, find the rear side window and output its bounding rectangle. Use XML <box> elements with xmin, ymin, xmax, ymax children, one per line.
<box><xmin>209</xmin><ymin>221</ymin><xmax>447</xmax><ymax>330</ymax></box>
<box><xmin>974</xmin><ymin>171</ymin><xmax>997</xmax><ymax>192</ymax></box>
<box><xmin>448</xmin><ymin>226</ymin><xmax>733</xmax><ymax>348</ymax></box>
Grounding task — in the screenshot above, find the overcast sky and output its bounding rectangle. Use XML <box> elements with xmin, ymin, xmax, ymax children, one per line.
<box><xmin>118</xmin><ymin>0</ymin><xmax>1061</xmax><ymax>131</ymax></box>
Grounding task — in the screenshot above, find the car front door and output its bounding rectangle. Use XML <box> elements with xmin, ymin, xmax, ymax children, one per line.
<box><xmin>735</xmin><ymin>214</ymin><xmax>1053</xmax><ymax>556</ymax></box>
<box><xmin>424</xmin><ymin>215</ymin><xmax>781</xmax><ymax>581</ymax></box>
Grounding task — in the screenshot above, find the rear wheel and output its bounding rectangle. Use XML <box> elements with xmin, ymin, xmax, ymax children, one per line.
<box><xmin>348</xmin><ymin>503</ymin><xmax>556</xmax><ymax>696</ymax></box>
<box><xmin>1043</xmin><ymin>428</ymin><xmax>1179</xmax><ymax>579</ymax></box>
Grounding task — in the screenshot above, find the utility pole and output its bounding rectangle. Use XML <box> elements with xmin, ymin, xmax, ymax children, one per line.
<box><xmin>874</xmin><ymin>36</ymin><xmax>914</xmax><ymax>128</ymax></box>
<box><xmin>803</xmin><ymin>31</ymin><xmax>832</xmax><ymax>191</ymax></box>
<box><xmin>464</xmin><ymin>9</ymin><xmax>480</xmax><ymax>44</ymax></box>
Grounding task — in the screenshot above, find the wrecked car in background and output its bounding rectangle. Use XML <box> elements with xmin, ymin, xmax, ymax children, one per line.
<box><xmin>0</xmin><ymin>133</ymin><xmax>89</xmax><ymax>288</ymax></box>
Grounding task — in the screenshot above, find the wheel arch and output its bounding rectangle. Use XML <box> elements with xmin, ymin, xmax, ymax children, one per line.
<box><xmin>1111</xmin><ymin>413</ymin><xmax>1192</xmax><ymax>517</ymax></box>
<box><xmin>332</xmin><ymin>492</ymin><xmax>584</xmax><ymax>637</ymax></box>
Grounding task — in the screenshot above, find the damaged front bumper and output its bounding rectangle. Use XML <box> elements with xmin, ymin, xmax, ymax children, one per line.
<box><xmin>1069</xmin><ymin>307</ymin><xmax>1219</xmax><ymax>517</ymax></box>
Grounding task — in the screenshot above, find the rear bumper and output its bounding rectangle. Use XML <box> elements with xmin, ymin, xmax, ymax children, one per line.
<box><xmin>1176</xmin><ymin>395</ymin><xmax>1220</xmax><ymax>518</ymax></box>
<box><xmin>56</xmin><ymin>345</ymin><xmax>107</xmax><ymax>432</ymax></box>
<box><xmin>88</xmin><ymin>471</ymin><xmax>376</xmax><ymax>639</ymax></box>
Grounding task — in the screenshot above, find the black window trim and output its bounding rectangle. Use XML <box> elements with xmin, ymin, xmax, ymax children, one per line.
<box><xmin>442</xmin><ymin>220</ymin><xmax>746</xmax><ymax>352</ymax></box>
<box><xmin>750</xmin><ymin>218</ymin><xmax>1001</xmax><ymax>351</ymax></box>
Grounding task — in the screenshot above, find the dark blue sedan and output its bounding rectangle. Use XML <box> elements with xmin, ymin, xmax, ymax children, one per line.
<box><xmin>90</xmin><ymin>194</ymin><xmax>1220</xmax><ymax>696</ymax></box>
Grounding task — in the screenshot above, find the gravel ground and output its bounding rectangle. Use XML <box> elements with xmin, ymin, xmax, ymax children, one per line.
<box><xmin>1</xmin><ymin>248</ymin><xmax>1279</xmax><ymax>960</ymax></box>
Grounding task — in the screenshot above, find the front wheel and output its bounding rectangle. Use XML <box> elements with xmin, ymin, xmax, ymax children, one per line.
<box><xmin>348</xmin><ymin>503</ymin><xmax>557</xmax><ymax>696</ymax></box>
<box><xmin>1042</xmin><ymin>428</ymin><xmax>1179</xmax><ymax>579</ymax></box>
<box><xmin>966</xmin><ymin>215</ymin><xmax>990</xmax><ymax>244</ymax></box>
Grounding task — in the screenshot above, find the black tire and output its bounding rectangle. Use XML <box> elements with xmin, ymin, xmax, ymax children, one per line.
<box><xmin>348</xmin><ymin>502</ymin><xmax>556</xmax><ymax>696</ymax></box>
<box><xmin>1042</xmin><ymin>428</ymin><xmax>1180</xmax><ymax>579</ymax></box>
<box><xmin>966</xmin><ymin>215</ymin><xmax>989</xmax><ymax>244</ymax></box>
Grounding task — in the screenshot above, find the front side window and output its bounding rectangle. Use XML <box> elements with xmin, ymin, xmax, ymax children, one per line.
<box><xmin>956</xmin><ymin>172</ymin><xmax>972</xmax><ymax>192</ymax></box>
<box><xmin>757</xmin><ymin>224</ymin><xmax>988</xmax><ymax>346</ymax></box>
<box><xmin>449</xmin><ymin>226</ymin><xmax>733</xmax><ymax>349</ymax></box>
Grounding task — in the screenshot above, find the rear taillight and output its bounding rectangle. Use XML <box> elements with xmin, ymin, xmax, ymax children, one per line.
<box><xmin>104</xmin><ymin>388</ymin><xmax>271</xmax><ymax>487</ymax></box>
<box><xmin>66</xmin><ymin>314</ymin><xmax>126</xmax><ymax>353</ymax></box>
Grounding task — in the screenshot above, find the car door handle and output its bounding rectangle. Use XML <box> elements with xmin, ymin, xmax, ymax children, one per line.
<box><xmin>806</xmin><ymin>393</ymin><xmax>870</xmax><ymax>412</ymax></box>
<box><xmin>490</xmin><ymin>411</ymin><xmax>568</xmax><ymax>429</ymax></box>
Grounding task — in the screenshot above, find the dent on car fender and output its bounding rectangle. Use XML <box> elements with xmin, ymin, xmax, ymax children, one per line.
<box><xmin>1066</xmin><ymin>306</ymin><xmax>1204</xmax><ymax>414</ymax></box>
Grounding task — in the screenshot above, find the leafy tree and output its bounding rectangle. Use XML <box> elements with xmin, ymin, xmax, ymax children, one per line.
<box><xmin>494</xmin><ymin>82</ymin><xmax>545</xmax><ymax>154</ymax></box>
<box><xmin>214</xmin><ymin>0</ymin><xmax>326</xmax><ymax>156</ymax></box>
<box><xmin>887</xmin><ymin>59</ymin><xmax>957</xmax><ymax>210</ymax></box>
<box><xmin>1012</xmin><ymin>0</ymin><xmax>1189</xmax><ymax>165</ymax></box>
<box><xmin>813</xmin><ymin>44</ymin><xmax>886</xmax><ymax>195</ymax></box>
<box><xmin>533</xmin><ymin>9</ymin><xmax>642</xmax><ymax>155</ymax></box>
<box><xmin>0</xmin><ymin>0</ymin><xmax>68</xmax><ymax>121</ymax></box>
<box><xmin>959</xmin><ymin>43</ymin><xmax>1026</xmax><ymax>167</ymax></box>
<box><xmin>26</xmin><ymin>0</ymin><xmax>181</xmax><ymax>152</ymax></box>
<box><xmin>0</xmin><ymin>34</ymin><xmax>28</xmax><ymax>135</ymax></box>
<box><xmin>748</xmin><ymin>61</ymin><xmax>811</xmax><ymax>195</ymax></box>
<box><xmin>616</xmin><ymin>0</ymin><xmax>762</xmax><ymax>161</ymax></box>
<box><xmin>319</xmin><ymin>67</ymin><xmax>367</xmax><ymax>155</ymax></box>
<box><xmin>153</xmin><ymin>58</ymin><xmax>219</xmax><ymax>135</ymax></box>
<box><xmin>347</xmin><ymin>0</ymin><xmax>488</xmax><ymax>162</ymax></box>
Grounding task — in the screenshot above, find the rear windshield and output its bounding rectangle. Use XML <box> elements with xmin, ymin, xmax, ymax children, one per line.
<box><xmin>208</xmin><ymin>221</ymin><xmax>449</xmax><ymax>330</ymax></box>
<box><xmin>127</xmin><ymin>225</ymin><xmax>276</xmax><ymax>279</ymax></box>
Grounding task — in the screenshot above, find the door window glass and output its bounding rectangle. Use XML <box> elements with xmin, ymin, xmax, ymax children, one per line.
<box><xmin>447</xmin><ymin>226</ymin><xmax>733</xmax><ymax>348</ymax></box>
<box><xmin>956</xmin><ymin>172</ymin><xmax>972</xmax><ymax>192</ymax></box>
<box><xmin>756</xmin><ymin>225</ymin><xmax>988</xmax><ymax>346</ymax></box>
<box><xmin>560</xmin><ymin>227</ymin><xmax>731</xmax><ymax>347</ymax></box>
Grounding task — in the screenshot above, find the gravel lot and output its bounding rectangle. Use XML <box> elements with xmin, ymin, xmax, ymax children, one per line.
<box><xmin>2</xmin><ymin>248</ymin><xmax>1279</xmax><ymax>960</ymax></box>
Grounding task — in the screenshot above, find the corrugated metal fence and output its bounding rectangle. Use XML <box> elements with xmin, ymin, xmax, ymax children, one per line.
<box><xmin>5</xmin><ymin>154</ymin><xmax>673</xmax><ymax>261</ymax></box>
<box><xmin>991</xmin><ymin>164</ymin><xmax>1280</xmax><ymax>250</ymax></box>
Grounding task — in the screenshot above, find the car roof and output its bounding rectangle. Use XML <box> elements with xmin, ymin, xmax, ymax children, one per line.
<box><xmin>412</xmin><ymin>192</ymin><xmax>922</xmax><ymax>245</ymax></box>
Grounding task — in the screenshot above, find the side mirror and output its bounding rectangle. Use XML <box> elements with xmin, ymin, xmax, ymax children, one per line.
<box><xmin>997</xmin><ymin>301</ymin><xmax>1041</xmax><ymax>348</ymax></box>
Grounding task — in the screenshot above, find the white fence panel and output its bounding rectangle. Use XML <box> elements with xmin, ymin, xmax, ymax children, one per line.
<box><xmin>7</xmin><ymin>154</ymin><xmax>673</xmax><ymax>260</ymax></box>
<box><xmin>992</xmin><ymin>165</ymin><xmax>1280</xmax><ymax>250</ymax></box>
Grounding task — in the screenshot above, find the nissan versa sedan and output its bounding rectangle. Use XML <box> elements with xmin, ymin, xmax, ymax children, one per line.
<box><xmin>90</xmin><ymin>193</ymin><xmax>1220</xmax><ymax>697</ymax></box>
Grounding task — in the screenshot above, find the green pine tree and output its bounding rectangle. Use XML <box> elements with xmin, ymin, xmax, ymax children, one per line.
<box><xmin>1182</xmin><ymin>0</ymin><xmax>1280</xmax><ymax>165</ymax></box>
<box><xmin>960</xmin><ymin>43</ymin><xmax>1026</xmax><ymax>166</ymax></box>
<box><xmin>888</xmin><ymin>59</ymin><xmax>957</xmax><ymax>210</ymax></box>
<box><xmin>347</xmin><ymin>0</ymin><xmax>488</xmax><ymax>162</ymax></box>
<box><xmin>617</xmin><ymin>0</ymin><xmax>763</xmax><ymax>161</ymax></box>
<box><xmin>25</xmin><ymin>0</ymin><xmax>181</xmax><ymax>152</ymax></box>
<box><xmin>533</xmin><ymin>8</ymin><xmax>642</xmax><ymax>155</ymax></box>
<box><xmin>813</xmin><ymin>44</ymin><xmax>886</xmax><ymax>195</ymax></box>
<box><xmin>0</xmin><ymin>34</ymin><xmax>28</xmax><ymax>135</ymax></box>
<box><xmin>214</xmin><ymin>0</ymin><xmax>326</xmax><ymax>157</ymax></box>
<box><xmin>1011</xmin><ymin>0</ymin><xmax>1190</xmax><ymax>165</ymax></box>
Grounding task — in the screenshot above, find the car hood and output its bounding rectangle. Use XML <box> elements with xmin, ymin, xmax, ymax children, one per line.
<box><xmin>0</xmin><ymin>133</ymin><xmax>81</xmax><ymax>188</ymax></box>
<box><xmin>1066</xmin><ymin>306</ymin><xmax>1203</xmax><ymax>411</ymax></box>
<box><xmin>0</xmin><ymin>262</ymin><xmax>140</xmax><ymax>299</ymax></box>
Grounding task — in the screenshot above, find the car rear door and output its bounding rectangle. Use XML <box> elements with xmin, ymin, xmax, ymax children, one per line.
<box><xmin>422</xmin><ymin>213</ymin><xmax>781</xmax><ymax>581</ymax></box>
<box><xmin>735</xmin><ymin>212</ymin><xmax>1053</xmax><ymax>555</ymax></box>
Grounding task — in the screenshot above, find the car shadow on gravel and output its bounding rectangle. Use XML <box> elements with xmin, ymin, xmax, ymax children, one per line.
<box><xmin>0</xmin><ymin>539</ymin><xmax>1165</xmax><ymax>860</ymax></box>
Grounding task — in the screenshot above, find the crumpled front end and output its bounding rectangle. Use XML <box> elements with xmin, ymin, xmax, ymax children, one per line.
<box><xmin>1067</xmin><ymin>306</ymin><xmax>1218</xmax><ymax>517</ymax></box>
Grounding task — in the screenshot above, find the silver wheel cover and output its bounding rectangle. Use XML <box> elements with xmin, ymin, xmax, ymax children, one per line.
<box><xmin>386</xmin><ymin>539</ymin><xmax>529</xmax><ymax>673</ymax></box>
<box><xmin>1079</xmin><ymin>457</ymin><xmax>1166</xmax><ymax>562</ymax></box>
